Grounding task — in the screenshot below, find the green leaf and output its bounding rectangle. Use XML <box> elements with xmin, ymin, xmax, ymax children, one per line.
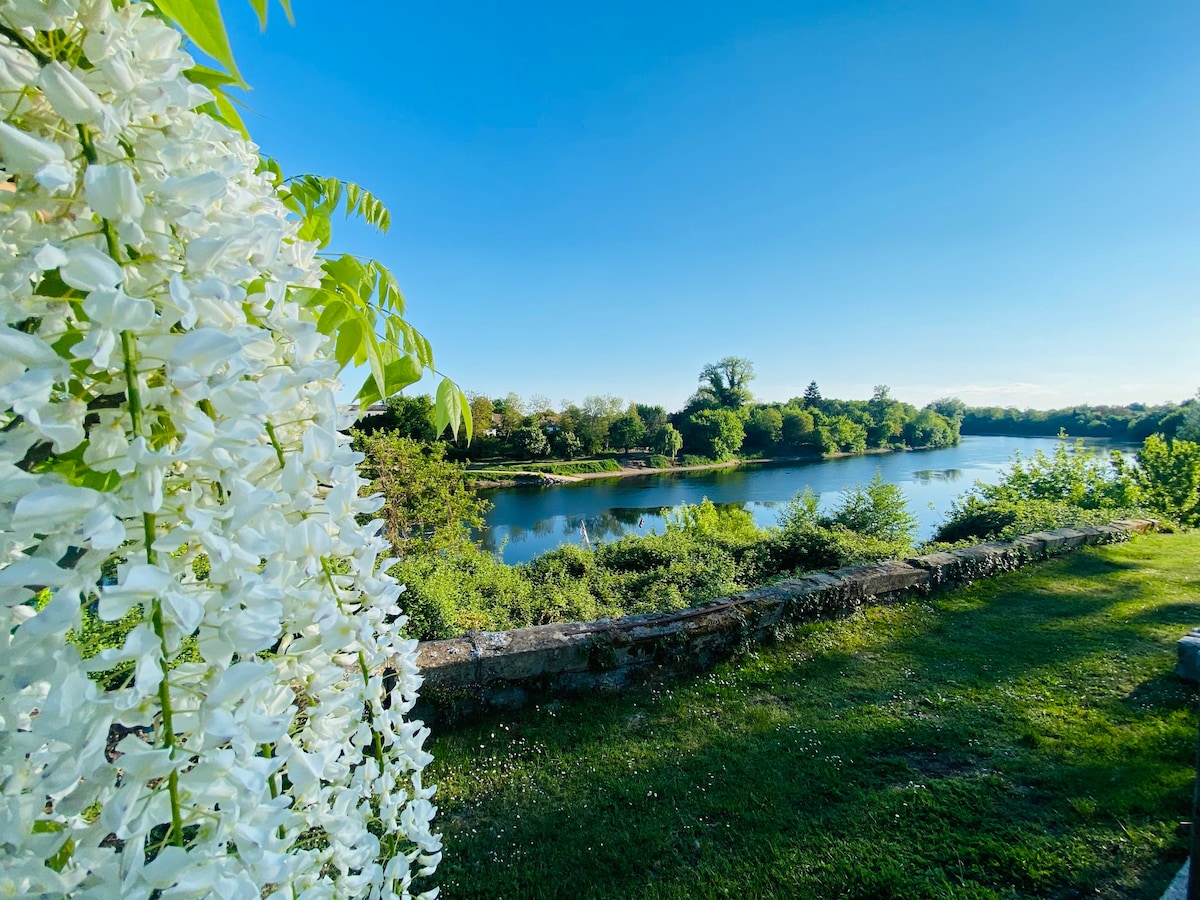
<box><xmin>386</xmin><ymin>354</ymin><xmax>423</xmax><ymax>392</ymax></box>
<box><xmin>321</xmin><ymin>177</ymin><xmax>342</xmax><ymax>214</ymax></box>
<box><xmin>185</xmin><ymin>65</ymin><xmax>240</xmax><ymax>89</ymax></box>
<box><xmin>151</xmin><ymin>0</ymin><xmax>245</xmax><ymax>85</ymax></box>
<box><xmin>212</xmin><ymin>90</ymin><xmax>248</xmax><ymax>138</ymax></box>
<box><xmin>458</xmin><ymin>387</ymin><xmax>474</xmax><ymax>440</ymax></box>
<box><xmin>413</xmin><ymin>330</ymin><xmax>435</xmax><ymax>369</ymax></box>
<box><xmin>316</xmin><ymin>299</ymin><xmax>349</xmax><ymax>336</ymax></box>
<box><xmin>375</xmin><ymin>265</ymin><xmax>405</xmax><ymax>313</ymax></box>
<box><xmin>435</xmin><ymin>377</ymin><xmax>470</xmax><ymax>440</ymax></box>
<box><xmin>362</xmin><ymin>327</ymin><xmax>387</xmax><ymax>399</ymax></box>
<box><xmin>248</xmin><ymin>0</ymin><xmax>268</xmax><ymax>28</ymax></box>
<box><xmin>355</xmin><ymin>376</ymin><xmax>383</xmax><ymax>408</ymax></box>
<box><xmin>297</xmin><ymin>214</ymin><xmax>331</xmax><ymax>248</ymax></box>
<box><xmin>383</xmin><ymin>314</ymin><xmax>404</xmax><ymax>349</ymax></box>
<box><xmin>334</xmin><ymin>317</ymin><xmax>362</xmax><ymax>369</ymax></box>
<box><xmin>323</xmin><ymin>255</ymin><xmax>368</xmax><ymax>294</ymax></box>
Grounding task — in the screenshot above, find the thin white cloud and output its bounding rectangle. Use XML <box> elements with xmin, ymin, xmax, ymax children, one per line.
<box><xmin>940</xmin><ymin>383</ymin><xmax>1054</xmax><ymax>398</ymax></box>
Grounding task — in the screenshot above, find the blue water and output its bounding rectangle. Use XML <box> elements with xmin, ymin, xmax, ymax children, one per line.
<box><xmin>478</xmin><ymin>435</ymin><xmax>1130</xmax><ymax>563</ymax></box>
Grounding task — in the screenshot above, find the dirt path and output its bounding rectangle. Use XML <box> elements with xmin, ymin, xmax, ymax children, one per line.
<box><xmin>469</xmin><ymin>458</ymin><xmax>766</xmax><ymax>489</ymax></box>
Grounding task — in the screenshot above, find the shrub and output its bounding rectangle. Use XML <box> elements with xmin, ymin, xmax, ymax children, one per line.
<box><xmin>1136</xmin><ymin>434</ymin><xmax>1200</xmax><ymax>526</ymax></box>
<box><xmin>649</xmin><ymin>454</ymin><xmax>673</xmax><ymax>469</ymax></box>
<box><xmin>827</xmin><ymin>472</ymin><xmax>917</xmax><ymax>547</ymax></box>
<box><xmin>765</xmin><ymin>480</ymin><xmax>918</xmax><ymax>575</ymax></box>
<box><xmin>935</xmin><ymin>440</ymin><xmax>1142</xmax><ymax>542</ymax></box>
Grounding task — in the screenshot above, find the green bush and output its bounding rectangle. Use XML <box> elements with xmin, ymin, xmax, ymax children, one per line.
<box><xmin>760</xmin><ymin>479</ymin><xmax>918</xmax><ymax>576</ymax></box>
<box><xmin>680</xmin><ymin>454</ymin><xmax>714</xmax><ymax>467</ymax></box>
<box><xmin>935</xmin><ymin>440</ymin><xmax>1142</xmax><ymax>543</ymax></box>
<box><xmin>595</xmin><ymin>529</ymin><xmax>741</xmax><ymax>614</ymax></box>
<box><xmin>1136</xmin><ymin>434</ymin><xmax>1200</xmax><ymax>525</ymax></box>
<box><xmin>827</xmin><ymin>472</ymin><xmax>917</xmax><ymax>546</ymax></box>
<box><xmin>648</xmin><ymin>454</ymin><xmax>673</xmax><ymax>469</ymax></box>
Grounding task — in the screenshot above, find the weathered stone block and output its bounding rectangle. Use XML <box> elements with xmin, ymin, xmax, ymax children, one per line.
<box><xmin>1027</xmin><ymin>530</ymin><xmax>1070</xmax><ymax>552</ymax></box>
<box><xmin>415</xmin><ymin>638</ymin><xmax>476</xmax><ymax>689</ymax></box>
<box><xmin>780</xmin><ymin>572</ymin><xmax>858</xmax><ymax>620</ymax></box>
<box><xmin>1052</xmin><ymin>528</ymin><xmax>1088</xmax><ymax>549</ymax></box>
<box><xmin>1072</xmin><ymin>525</ymin><xmax>1106</xmax><ymax>544</ymax></box>
<box><xmin>906</xmin><ymin>551</ymin><xmax>960</xmax><ymax>573</ymax></box>
<box><xmin>1089</xmin><ymin>524</ymin><xmax>1126</xmax><ymax>542</ymax></box>
<box><xmin>1111</xmin><ymin>518</ymin><xmax>1158</xmax><ymax>534</ymax></box>
<box><xmin>832</xmin><ymin>560</ymin><xmax>929</xmax><ymax>600</ymax></box>
<box><xmin>474</xmin><ymin>625</ymin><xmax>591</xmax><ymax>682</ymax></box>
<box><xmin>1009</xmin><ymin>535</ymin><xmax>1047</xmax><ymax>559</ymax></box>
<box><xmin>1176</xmin><ymin>628</ymin><xmax>1200</xmax><ymax>683</ymax></box>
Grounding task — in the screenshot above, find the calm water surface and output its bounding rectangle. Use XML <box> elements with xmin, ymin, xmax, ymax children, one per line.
<box><xmin>478</xmin><ymin>435</ymin><xmax>1129</xmax><ymax>564</ymax></box>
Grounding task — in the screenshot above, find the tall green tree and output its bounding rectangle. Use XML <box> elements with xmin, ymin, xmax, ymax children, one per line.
<box><xmin>928</xmin><ymin>396</ymin><xmax>967</xmax><ymax>423</ymax></box>
<box><xmin>1177</xmin><ymin>392</ymin><xmax>1200</xmax><ymax>442</ymax></box>
<box><xmin>512</xmin><ymin>426</ymin><xmax>551</xmax><ymax>459</ymax></box>
<box><xmin>468</xmin><ymin>392</ymin><xmax>496</xmax><ymax>434</ymax></box>
<box><xmin>685</xmin><ymin>408</ymin><xmax>746</xmax><ymax>460</ymax></box>
<box><xmin>635</xmin><ymin>403</ymin><xmax>669</xmax><ymax>433</ymax></box>
<box><xmin>653</xmin><ymin>423</ymin><xmax>684</xmax><ymax>460</ymax></box>
<box><xmin>904</xmin><ymin>409</ymin><xmax>958</xmax><ymax>448</ymax></box>
<box><xmin>694</xmin><ymin>357</ymin><xmax>756</xmax><ymax>409</ymax></box>
<box><xmin>610</xmin><ymin>412</ymin><xmax>647</xmax><ymax>452</ymax></box>
<box><xmin>745</xmin><ymin>406</ymin><xmax>784</xmax><ymax>452</ymax></box>
<box><xmin>497</xmin><ymin>391</ymin><xmax>526</xmax><ymax>435</ymax></box>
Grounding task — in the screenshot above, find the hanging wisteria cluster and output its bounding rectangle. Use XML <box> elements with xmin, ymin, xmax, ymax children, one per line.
<box><xmin>0</xmin><ymin>1</ymin><xmax>441</xmax><ymax>896</ymax></box>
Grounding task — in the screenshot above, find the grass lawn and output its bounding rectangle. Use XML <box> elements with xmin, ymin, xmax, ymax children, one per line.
<box><xmin>427</xmin><ymin>532</ymin><xmax>1200</xmax><ymax>899</ymax></box>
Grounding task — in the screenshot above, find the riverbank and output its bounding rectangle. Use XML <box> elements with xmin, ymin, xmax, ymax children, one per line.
<box><xmin>476</xmin><ymin>435</ymin><xmax>1085</xmax><ymax>563</ymax></box>
<box><xmin>467</xmin><ymin>458</ymin><xmax>755</xmax><ymax>488</ymax></box>
<box><xmin>467</xmin><ymin>446</ymin><xmax>916</xmax><ymax>489</ymax></box>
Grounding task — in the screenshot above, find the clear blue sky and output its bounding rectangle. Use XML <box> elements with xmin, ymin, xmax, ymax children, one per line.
<box><xmin>221</xmin><ymin>0</ymin><xmax>1198</xmax><ymax>412</ymax></box>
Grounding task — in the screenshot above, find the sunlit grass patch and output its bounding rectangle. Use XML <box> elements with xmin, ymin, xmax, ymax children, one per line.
<box><xmin>429</xmin><ymin>532</ymin><xmax>1200</xmax><ymax>899</ymax></box>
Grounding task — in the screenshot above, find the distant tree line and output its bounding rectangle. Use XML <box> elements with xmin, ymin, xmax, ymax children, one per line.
<box><xmin>957</xmin><ymin>395</ymin><xmax>1200</xmax><ymax>443</ymax></box>
<box><xmin>357</xmin><ymin>356</ymin><xmax>962</xmax><ymax>464</ymax></box>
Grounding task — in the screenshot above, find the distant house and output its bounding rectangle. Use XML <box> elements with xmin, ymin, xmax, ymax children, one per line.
<box><xmin>361</xmin><ymin>402</ymin><xmax>389</xmax><ymax>418</ymax></box>
<box><xmin>484</xmin><ymin>413</ymin><xmax>504</xmax><ymax>437</ymax></box>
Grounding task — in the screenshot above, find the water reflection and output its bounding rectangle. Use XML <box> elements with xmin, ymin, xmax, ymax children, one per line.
<box><xmin>910</xmin><ymin>468</ymin><xmax>965</xmax><ymax>484</ymax></box>
<box><xmin>477</xmin><ymin>436</ymin><xmax>1131</xmax><ymax>564</ymax></box>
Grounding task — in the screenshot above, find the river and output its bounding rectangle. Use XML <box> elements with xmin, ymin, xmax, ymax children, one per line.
<box><xmin>477</xmin><ymin>435</ymin><xmax>1131</xmax><ymax>564</ymax></box>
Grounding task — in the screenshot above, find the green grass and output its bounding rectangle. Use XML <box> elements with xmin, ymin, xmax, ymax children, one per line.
<box><xmin>525</xmin><ymin>459</ymin><xmax>622</xmax><ymax>475</ymax></box>
<box><xmin>470</xmin><ymin>459</ymin><xmax>623</xmax><ymax>476</ymax></box>
<box><xmin>428</xmin><ymin>532</ymin><xmax>1200</xmax><ymax>899</ymax></box>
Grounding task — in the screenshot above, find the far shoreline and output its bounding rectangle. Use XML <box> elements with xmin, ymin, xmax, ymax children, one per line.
<box><xmin>467</xmin><ymin>445</ymin><xmax>939</xmax><ymax>490</ymax></box>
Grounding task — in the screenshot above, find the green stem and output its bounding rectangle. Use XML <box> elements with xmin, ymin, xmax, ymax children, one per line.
<box><xmin>76</xmin><ymin>126</ymin><xmax>124</xmax><ymax>263</ymax></box>
<box><xmin>114</xmin><ymin>216</ymin><xmax>184</xmax><ymax>848</ymax></box>
<box><xmin>0</xmin><ymin>24</ymin><xmax>51</xmax><ymax>65</ymax></box>
<box><xmin>265</xmin><ymin>420</ymin><xmax>285</xmax><ymax>468</ymax></box>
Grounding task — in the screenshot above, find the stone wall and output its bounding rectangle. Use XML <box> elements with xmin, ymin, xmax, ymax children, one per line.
<box><xmin>402</xmin><ymin>520</ymin><xmax>1158</xmax><ymax>721</ymax></box>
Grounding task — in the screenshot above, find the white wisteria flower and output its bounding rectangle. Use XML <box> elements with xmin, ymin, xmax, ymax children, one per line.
<box><xmin>0</xmin><ymin>2</ymin><xmax>441</xmax><ymax>898</ymax></box>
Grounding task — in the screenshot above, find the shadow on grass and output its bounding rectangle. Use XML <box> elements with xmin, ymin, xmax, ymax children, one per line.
<box><xmin>430</xmin><ymin>540</ymin><xmax>1200</xmax><ymax>900</ymax></box>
